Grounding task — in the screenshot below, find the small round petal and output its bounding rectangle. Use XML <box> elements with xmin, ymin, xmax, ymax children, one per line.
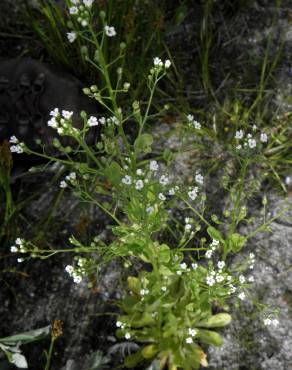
<box><xmin>67</xmin><ymin>31</ymin><xmax>77</xmax><ymax>43</ymax></box>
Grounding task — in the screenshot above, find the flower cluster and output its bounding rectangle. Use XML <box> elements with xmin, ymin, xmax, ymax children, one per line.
<box><xmin>10</xmin><ymin>238</ymin><xmax>26</xmax><ymax>254</ymax></box>
<box><xmin>116</xmin><ymin>320</ymin><xmax>131</xmax><ymax>339</ymax></box>
<box><xmin>68</xmin><ymin>0</ymin><xmax>93</xmax><ymax>28</ymax></box>
<box><xmin>185</xmin><ymin>328</ymin><xmax>198</xmax><ymax>344</ymax></box>
<box><xmin>104</xmin><ymin>25</ymin><xmax>116</xmax><ymax>37</ymax></box>
<box><xmin>65</xmin><ymin>257</ymin><xmax>88</xmax><ymax>284</ymax></box>
<box><xmin>205</xmin><ymin>259</ymin><xmax>227</xmax><ymax>286</ymax></box>
<box><xmin>148</xmin><ymin>58</ymin><xmax>171</xmax><ymax>83</ymax></box>
<box><xmin>48</xmin><ymin>108</ymin><xmax>78</xmax><ymax>136</ymax></box>
<box><xmin>60</xmin><ymin>172</ymin><xmax>77</xmax><ymax>189</ymax></box>
<box><xmin>186</xmin><ymin>114</ymin><xmax>201</xmax><ymax>130</ymax></box>
<box><xmin>188</xmin><ymin>186</ymin><xmax>199</xmax><ymax>201</ymax></box>
<box><xmin>9</xmin><ymin>136</ymin><xmax>25</xmax><ymax>154</ymax></box>
<box><xmin>234</xmin><ymin>127</ymin><xmax>268</xmax><ymax>151</ymax></box>
<box><xmin>263</xmin><ymin>317</ymin><xmax>279</xmax><ymax>327</ymax></box>
<box><xmin>153</xmin><ymin>57</ymin><xmax>171</xmax><ymax>70</ymax></box>
<box><xmin>205</xmin><ymin>239</ymin><xmax>219</xmax><ymax>259</ymax></box>
<box><xmin>248</xmin><ymin>252</ymin><xmax>255</xmax><ymax>269</ymax></box>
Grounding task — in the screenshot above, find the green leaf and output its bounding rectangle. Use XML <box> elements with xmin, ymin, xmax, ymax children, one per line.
<box><xmin>157</xmin><ymin>244</ymin><xmax>171</xmax><ymax>263</ymax></box>
<box><xmin>124</xmin><ymin>350</ymin><xmax>144</xmax><ymax>368</ymax></box>
<box><xmin>104</xmin><ymin>161</ymin><xmax>121</xmax><ymax>187</ymax></box>
<box><xmin>141</xmin><ymin>344</ymin><xmax>158</xmax><ymax>359</ymax></box>
<box><xmin>207</xmin><ymin>227</ymin><xmax>223</xmax><ymax>242</ymax></box>
<box><xmin>127</xmin><ymin>276</ymin><xmax>140</xmax><ymax>294</ymax></box>
<box><xmin>227</xmin><ymin>233</ymin><xmax>246</xmax><ymax>253</ymax></box>
<box><xmin>163</xmin><ymin>148</ymin><xmax>173</xmax><ymax>164</ymax></box>
<box><xmin>198</xmin><ymin>329</ymin><xmax>223</xmax><ymax>347</ymax></box>
<box><xmin>0</xmin><ymin>326</ymin><xmax>50</xmax><ymax>346</ymax></box>
<box><xmin>196</xmin><ymin>313</ymin><xmax>232</xmax><ymax>328</ymax></box>
<box><xmin>134</xmin><ymin>134</ymin><xmax>153</xmax><ymax>154</ymax></box>
<box><xmin>145</xmin><ymin>359</ymin><xmax>160</xmax><ymax>370</ymax></box>
<box><xmin>85</xmin><ymin>350</ymin><xmax>110</xmax><ymax>370</ymax></box>
<box><xmin>11</xmin><ymin>353</ymin><xmax>28</xmax><ymax>368</ymax></box>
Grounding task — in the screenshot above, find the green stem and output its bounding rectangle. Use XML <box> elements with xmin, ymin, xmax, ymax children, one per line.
<box><xmin>44</xmin><ymin>337</ymin><xmax>55</xmax><ymax>370</ymax></box>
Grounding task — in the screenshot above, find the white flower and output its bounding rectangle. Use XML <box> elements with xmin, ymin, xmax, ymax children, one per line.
<box><xmin>248</xmin><ymin>138</ymin><xmax>256</xmax><ymax>149</ymax></box>
<box><xmin>191</xmin><ymin>263</ymin><xmax>198</xmax><ymax>270</ymax></box>
<box><xmin>66</xmin><ymin>172</ymin><xmax>76</xmax><ymax>180</ymax></box>
<box><xmin>140</xmin><ymin>289</ymin><xmax>148</xmax><ymax>295</ymax></box>
<box><xmin>229</xmin><ymin>285</ymin><xmax>236</xmax><ymax>293</ymax></box>
<box><xmin>104</xmin><ymin>25</ymin><xmax>117</xmax><ymax>37</ymax></box>
<box><xmin>135</xmin><ymin>180</ymin><xmax>144</xmax><ymax>190</ymax></box>
<box><xmin>248</xmin><ymin>276</ymin><xmax>255</xmax><ymax>283</ymax></box>
<box><xmin>67</xmin><ymin>31</ymin><xmax>77</xmax><ymax>43</ymax></box>
<box><xmin>180</xmin><ymin>263</ymin><xmax>187</xmax><ymax>270</ymax></box>
<box><xmin>73</xmin><ymin>275</ymin><xmax>82</xmax><ymax>284</ymax></box>
<box><xmin>88</xmin><ymin>116</ymin><xmax>99</xmax><ymax>126</ymax></box>
<box><xmin>187</xmin><ymin>114</ymin><xmax>194</xmax><ymax>122</ymax></box>
<box><xmin>149</xmin><ymin>160</ymin><xmax>159</xmax><ymax>171</ymax></box>
<box><xmin>236</xmin><ymin>145</ymin><xmax>242</xmax><ymax>150</ymax></box>
<box><xmin>158</xmin><ymin>193</ymin><xmax>166</xmax><ymax>201</ymax></box>
<box><xmin>136</xmin><ymin>169</ymin><xmax>143</xmax><ymax>176</ymax></box>
<box><xmin>83</xmin><ymin>0</ymin><xmax>94</xmax><ymax>7</ymax></box>
<box><xmin>10</xmin><ymin>246</ymin><xmax>18</xmax><ymax>253</ymax></box>
<box><xmin>211</xmin><ymin>239</ymin><xmax>219</xmax><ymax>247</ymax></box>
<box><xmin>272</xmin><ymin>319</ymin><xmax>279</xmax><ymax>326</ymax></box>
<box><xmin>123</xmin><ymin>82</ymin><xmax>130</xmax><ymax>90</ymax></box>
<box><xmin>205</xmin><ymin>250</ymin><xmax>213</xmax><ymax>259</ymax></box>
<box><xmin>69</xmin><ymin>6</ymin><xmax>78</xmax><ymax>14</ymax></box>
<box><xmin>50</xmin><ymin>108</ymin><xmax>59</xmax><ymax>117</ymax></box>
<box><xmin>81</xmin><ymin>19</ymin><xmax>88</xmax><ymax>27</ymax></box>
<box><xmin>17</xmin><ymin>258</ymin><xmax>24</xmax><ymax>263</ymax></box>
<box><xmin>192</xmin><ymin>120</ymin><xmax>201</xmax><ymax>129</ymax></box>
<box><xmin>188</xmin><ymin>328</ymin><xmax>197</xmax><ymax>337</ymax></box>
<box><xmin>153</xmin><ymin>57</ymin><xmax>163</xmax><ymax>67</ymax></box>
<box><xmin>217</xmin><ymin>261</ymin><xmax>225</xmax><ymax>269</ymax></box>
<box><xmin>122</xmin><ymin>175</ymin><xmax>132</xmax><ymax>185</ymax></box>
<box><xmin>99</xmin><ymin>117</ymin><xmax>106</xmax><ymax>125</ymax></box>
<box><xmin>10</xmin><ymin>144</ymin><xmax>24</xmax><ymax>154</ymax></box>
<box><xmin>125</xmin><ymin>333</ymin><xmax>131</xmax><ymax>340</ymax></box>
<box><xmin>65</xmin><ymin>265</ymin><xmax>74</xmax><ymax>274</ymax></box>
<box><xmin>185</xmin><ymin>224</ymin><xmax>192</xmax><ymax>231</ymax></box>
<box><xmin>159</xmin><ymin>175</ymin><xmax>169</xmax><ymax>185</ymax></box>
<box><xmin>62</xmin><ymin>110</ymin><xmax>73</xmax><ymax>120</ymax></box>
<box><xmin>164</xmin><ymin>59</ymin><xmax>171</xmax><ymax>69</ymax></box>
<box><xmin>216</xmin><ymin>274</ymin><xmax>224</xmax><ymax>283</ymax></box>
<box><xmin>116</xmin><ymin>321</ymin><xmax>123</xmax><ymax>328</ymax></box>
<box><xmin>252</xmin><ymin>124</ymin><xmax>257</xmax><ymax>131</ymax></box>
<box><xmin>238</xmin><ymin>292</ymin><xmax>246</xmax><ymax>300</ymax></box>
<box><xmin>15</xmin><ymin>238</ymin><xmax>23</xmax><ymax>246</ymax></box>
<box><xmin>48</xmin><ymin>117</ymin><xmax>58</xmax><ymax>128</ymax></box>
<box><xmin>146</xmin><ymin>206</ymin><xmax>154</xmax><ymax>214</ymax></box>
<box><xmin>263</xmin><ymin>318</ymin><xmax>272</xmax><ymax>326</ymax></box>
<box><xmin>168</xmin><ymin>188</ymin><xmax>175</xmax><ymax>195</ymax></box>
<box><xmin>185</xmin><ymin>337</ymin><xmax>193</xmax><ymax>344</ymax></box>
<box><xmin>239</xmin><ymin>275</ymin><xmax>246</xmax><ymax>284</ymax></box>
<box><xmin>195</xmin><ymin>173</ymin><xmax>204</xmax><ymax>185</ymax></box>
<box><xmin>260</xmin><ymin>132</ymin><xmax>268</xmax><ymax>143</ymax></box>
<box><xmin>188</xmin><ymin>187</ymin><xmax>198</xmax><ymax>200</ymax></box>
<box><xmin>60</xmin><ymin>181</ymin><xmax>67</xmax><ymax>188</ymax></box>
<box><xmin>9</xmin><ymin>136</ymin><xmax>18</xmax><ymax>144</ymax></box>
<box><xmin>249</xmin><ymin>253</ymin><xmax>255</xmax><ymax>259</ymax></box>
<box><xmin>206</xmin><ymin>275</ymin><xmax>215</xmax><ymax>286</ymax></box>
<box><xmin>235</xmin><ymin>130</ymin><xmax>244</xmax><ymax>139</ymax></box>
<box><xmin>161</xmin><ymin>286</ymin><xmax>167</xmax><ymax>292</ymax></box>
